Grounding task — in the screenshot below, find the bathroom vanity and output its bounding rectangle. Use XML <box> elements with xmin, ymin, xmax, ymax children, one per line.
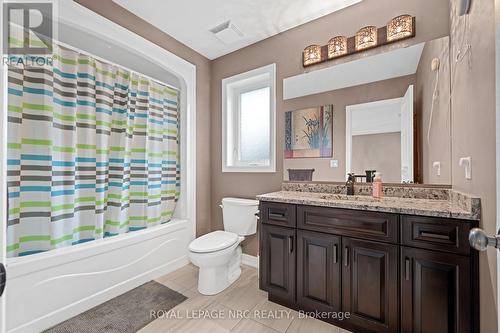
<box><xmin>257</xmin><ymin>185</ymin><xmax>480</xmax><ymax>333</ymax></box>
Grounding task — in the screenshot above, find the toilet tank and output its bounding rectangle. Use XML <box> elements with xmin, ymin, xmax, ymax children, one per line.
<box><xmin>221</xmin><ymin>197</ymin><xmax>259</xmax><ymax>236</ymax></box>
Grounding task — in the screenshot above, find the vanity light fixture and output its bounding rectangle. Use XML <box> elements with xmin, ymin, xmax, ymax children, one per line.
<box><xmin>327</xmin><ymin>36</ymin><xmax>348</xmax><ymax>59</ymax></box>
<box><xmin>387</xmin><ymin>14</ymin><xmax>414</xmax><ymax>42</ymax></box>
<box><xmin>355</xmin><ymin>26</ymin><xmax>378</xmax><ymax>51</ymax></box>
<box><xmin>302</xmin><ymin>15</ymin><xmax>416</xmax><ymax>67</ymax></box>
<box><xmin>303</xmin><ymin>45</ymin><xmax>322</xmax><ymax>66</ymax></box>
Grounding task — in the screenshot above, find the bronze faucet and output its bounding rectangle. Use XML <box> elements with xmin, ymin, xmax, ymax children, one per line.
<box><xmin>346</xmin><ymin>173</ymin><xmax>355</xmax><ymax>195</ymax></box>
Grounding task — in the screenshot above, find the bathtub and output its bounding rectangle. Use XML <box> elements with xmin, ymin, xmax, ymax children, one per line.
<box><xmin>5</xmin><ymin>219</ymin><xmax>191</xmax><ymax>332</ymax></box>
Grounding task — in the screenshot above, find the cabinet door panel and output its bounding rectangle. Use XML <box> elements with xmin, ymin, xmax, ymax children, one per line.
<box><xmin>297</xmin><ymin>230</ymin><xmax>341</xmax><ymax>313</ymax></box>
<box><xmin>342</xmin><ymin>238</ymin><xmax>398</xmax><ymax>333</ymax></box>
<box><xmin>297</xmin><ymin>206</ymin><xmax>398</xmax><ymax>243</ymax></box>
<box><xmin>259</xmin><ymin>224</ymin><xmax>296</xmax><ymax>301</ymax></box>
<box><xmin>260</xmin><ymin>202</ymin><xmax>296</xmax><ymax>228</ymax></box>
<box><xmin>401</xmin><ymin>247</ymin><xmax>471</xmax><ymax>333</ymax></box>
<box><xmin>401</xmin><ymin>215</ymin><xmax>473</xmax><ymax>255</ymax></box>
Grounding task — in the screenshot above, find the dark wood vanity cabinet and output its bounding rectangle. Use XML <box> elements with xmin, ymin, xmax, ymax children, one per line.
<box><xmin>342</xmin><ymin>238</ymin><xmax>399</xmax><ymax>333</ymax></box>
<box><xmin>297</xmin><ymin>230</ymin><xmax>341</xmax><ymax>313</ymax></box>
<box><xmin>259</xmin><ymin>224</ymin><xmax>296</xmax><ymax>301</ymax></box>
<box><xmin>401</xmin><ymin>215</ymin><xmax>472</xmax><ymax>255</ymax></box>
<box><xmin>401</xmin><ymin>247</ymin><xmax>473</xmax><ymax>333</ymax></box>
<box><xmin>297</xmin><ymin>205</ymin><xmax>399</xmax><ymax>243</ymax></box>
<box><xmin>260</xmin><ymin>201</ymin><xmax>296</xmax><ymax>228</ymax></box>
<box><xmin>259</xmin><ymin>202</ymin><xmax>479</xmax><ymax>333</ymax></box>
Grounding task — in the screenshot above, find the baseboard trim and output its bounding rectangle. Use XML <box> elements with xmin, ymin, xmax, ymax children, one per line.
<box><xmin>242</xmin><ymin>254</ymin><xmax>259</xmax><ymax>269</ymax></box>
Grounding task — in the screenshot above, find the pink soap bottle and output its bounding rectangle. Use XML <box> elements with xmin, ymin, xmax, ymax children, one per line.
<box><xmin>372</xmin><ymin>172</ymin><xmax>383</xmax><ymax>198</ymax></box>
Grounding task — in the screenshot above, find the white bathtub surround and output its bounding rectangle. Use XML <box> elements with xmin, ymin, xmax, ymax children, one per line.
<box><xmin>1</xmin><ymin>1</ymin><xmax>196</xmax><ymax>331</ymax></box>
<box><xmin>188</xmin><ymin>198</ymin><xmax>259</xmax><ymax>295</ymax></box>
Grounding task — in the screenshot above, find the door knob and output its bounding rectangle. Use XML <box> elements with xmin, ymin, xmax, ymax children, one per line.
<box><xmin>469</xmin><ymin>228</ymin><xmax>500</xmax><ymax>251</ymax></box>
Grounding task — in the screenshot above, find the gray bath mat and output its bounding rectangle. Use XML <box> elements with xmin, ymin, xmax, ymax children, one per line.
<box><xmin>44</xmin><ymin>281</ymin><xmax>186</xmax><ymax>333</ymax></box>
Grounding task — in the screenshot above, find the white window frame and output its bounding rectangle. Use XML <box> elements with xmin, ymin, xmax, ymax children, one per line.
<box><xmin>222</xmin><ymin>63</ymin><xmax>276</xmax><ymax>173</ymax></box>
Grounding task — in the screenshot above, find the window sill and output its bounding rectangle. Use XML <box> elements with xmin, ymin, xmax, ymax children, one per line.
<box><xmin>222</xmin><ymin>166</ymin><xmax>276</xmax><ymax>173</ymax></box>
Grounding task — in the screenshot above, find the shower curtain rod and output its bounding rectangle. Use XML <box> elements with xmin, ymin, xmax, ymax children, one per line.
<box><xmin>48</xmin><ymin>39</ymin><xmax>181</xmax><ymax>93</ymax></box>
<box><xmin>6</xmin><ymin>20</ymin><xmax>181</xmax><ymax>92</ymax></box>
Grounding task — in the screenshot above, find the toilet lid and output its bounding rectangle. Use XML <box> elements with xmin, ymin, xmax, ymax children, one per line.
<box><xmin>189</xmin><ymin>230</ymin><xmax>239</xmax><ymax>253</ymax></box>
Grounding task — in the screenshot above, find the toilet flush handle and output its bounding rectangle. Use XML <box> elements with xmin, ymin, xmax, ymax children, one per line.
<box><xmin>219</xmin><ymin>204</ymin><xmax>223</xmax><ymax>209</ymax></box>
<box><xmin>255</xmin><ymin>210</ymin><xmax>260</xmax><ymax>220</ymax></box>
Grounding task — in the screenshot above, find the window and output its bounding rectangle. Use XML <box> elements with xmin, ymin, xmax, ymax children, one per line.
<box><xmin>222</xmin><ymin>64</ymin><xmax>276</xmax><ymax>172</ymax></box>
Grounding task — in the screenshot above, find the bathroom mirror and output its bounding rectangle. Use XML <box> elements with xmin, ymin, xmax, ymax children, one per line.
<box><xmin>283</xmin><ymin>35</ymin><xmax>451</xmax><ymax>185</ymax></box>
<box><xmin>346</xmin><ymin>85</ymin><xmax>414</xmax><ymax>183</ymax></box>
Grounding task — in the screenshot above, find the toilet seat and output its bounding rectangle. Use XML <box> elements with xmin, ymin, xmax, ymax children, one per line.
<box><xmin>189</xmin><ymin>230</ymin><xmax>239</xmax><ymax>253</ymax></box>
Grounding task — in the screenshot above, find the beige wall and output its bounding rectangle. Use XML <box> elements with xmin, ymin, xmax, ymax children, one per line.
<box><xmin>74</xmin><ymin>0</ymin><xmax>213</xmax><ymax>237</ymax></box>
<box><xmin>449</xmin><ymin>0</ymin><xmax>498</xmax><ymax>332</ymax></box>
<box><xmin>416</xmin><ymin>36</ymin><xmax>452</xmax><ymax>184</ymax></box>
<box><xmin>283</xmin><ymin>75</ymin><xmax>415</xmax><ymax>182</ymax></box>
<box><xmin>211</xmin><ymin>0</ymin><xmax>450</xmax><ymax>256</ymax></box>
<box><xmin>352</xmin><ymin>132</ymin><xmax>401</xmax><ymax>182</ymax></box>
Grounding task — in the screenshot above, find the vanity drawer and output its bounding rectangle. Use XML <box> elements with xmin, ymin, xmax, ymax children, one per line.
<box><xmin>260</xmin><ymin>202</ymin><xmax>296</xmax><ymax>228</ymax></box>
<box><xmin>297</xmin><ymin>206</ymin><xmax>399</xmax><ymax>243</ymax></box>
<box><xmin>401</xmin><ymin>215</ymin><xmax>473</xmax><ymax>255</ymax></box>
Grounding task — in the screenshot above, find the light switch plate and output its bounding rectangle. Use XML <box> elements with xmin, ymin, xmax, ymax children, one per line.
<box><xmin>330</xmin><ymin>160</ymin><xmax>339</xmax><ymax>168</ymax></box>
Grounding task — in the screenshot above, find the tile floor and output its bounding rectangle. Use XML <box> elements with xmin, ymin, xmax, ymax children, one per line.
<box><xmin>139</xmin><ymin>264</ymin><xmax>353</xmax><ymax>333</ymax></box>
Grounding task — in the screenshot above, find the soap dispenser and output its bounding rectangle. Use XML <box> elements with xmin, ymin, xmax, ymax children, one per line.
<box><xmin>372</xmin><ymin>172</ymin><xmax>383</xmax><ymax>198</ymax></box>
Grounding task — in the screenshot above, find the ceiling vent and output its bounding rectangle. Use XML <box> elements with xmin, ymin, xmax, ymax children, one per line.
<box><xmin>209</xmin><ymin>20</ymin><xmax>244</xmax><ymax>44</ymax></box>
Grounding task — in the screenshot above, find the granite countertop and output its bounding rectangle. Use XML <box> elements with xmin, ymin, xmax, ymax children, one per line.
<box><xmin>256</xmin><ymin>190</ymin><xmax>481</xmax><ymax>220</ymax></box>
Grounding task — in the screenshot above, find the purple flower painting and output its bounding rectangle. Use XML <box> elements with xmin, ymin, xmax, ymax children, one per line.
<box><xmin>284</xmin><ymin>105</ymin><xmax>333</xmax><ymax>158</ymax></box>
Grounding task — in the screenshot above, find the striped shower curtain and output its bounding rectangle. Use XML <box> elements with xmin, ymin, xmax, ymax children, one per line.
<box><xmin>6</xmin><ymin>45</ymin><xmax>180</xmax><ymax>257</ymax></box>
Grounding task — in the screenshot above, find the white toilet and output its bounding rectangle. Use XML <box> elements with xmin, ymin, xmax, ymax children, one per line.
<box><xmin>188</xmin><ymin>197</ymin><xmax>259</xmax><ymax>295</ymax></box>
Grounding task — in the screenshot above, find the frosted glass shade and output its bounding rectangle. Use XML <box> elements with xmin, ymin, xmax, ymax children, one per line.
<box><xmin>387</xmin><ymin>15</ymin><xmax>413</xmax><ymax>41</ymax></box>
<box><xmin>303</xmin><ymin>45</ymin><xmax>321</xmax><ymax>66</ymax></box>
<box><xmin>355</xmin><ymin>26</ymin><xmax>377</xmax><ymax>51</ymax></box>
<box><xmin>328</xmin><ymin>36</ymin><xmax>348</xmax><ymax>58</ymax></box>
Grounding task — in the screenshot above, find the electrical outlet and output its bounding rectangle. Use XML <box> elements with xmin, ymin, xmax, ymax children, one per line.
<box><xmin>330</xmin><ymin>160</ymin><xmax>339</xmax><ymax>168</ymax></box>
